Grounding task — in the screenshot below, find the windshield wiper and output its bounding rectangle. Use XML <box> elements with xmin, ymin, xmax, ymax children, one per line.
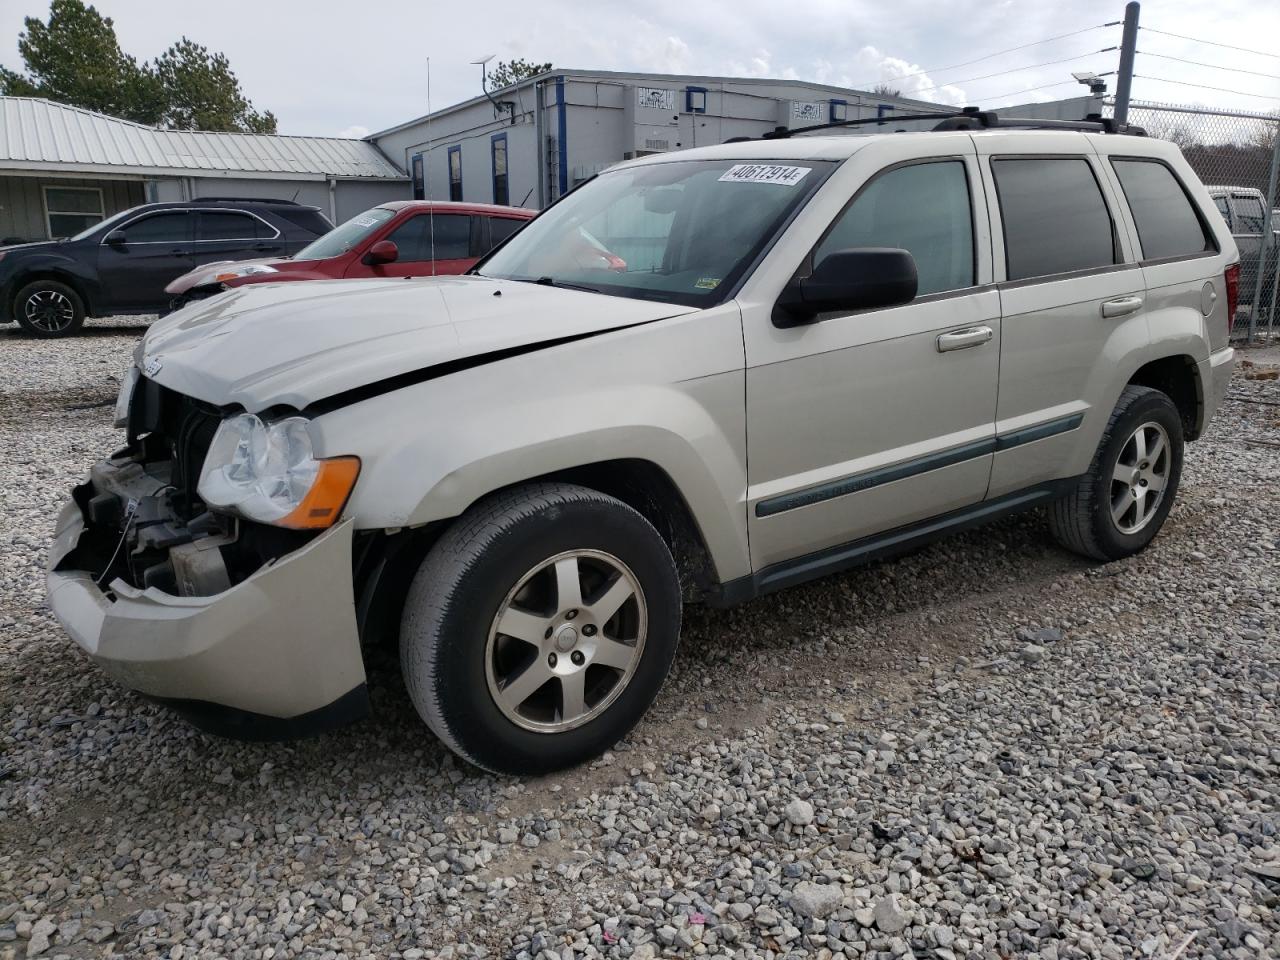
<box><xmin>533</xmin><ymin>276</ymin><xmax>600</xmax><ymax>293</ymax></box>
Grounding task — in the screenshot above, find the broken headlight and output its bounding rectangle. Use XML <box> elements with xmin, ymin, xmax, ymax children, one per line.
<box><xmin>197</xmin><ymin>413</ymin><xmax>359</xmax><ymax>529</ymax></box>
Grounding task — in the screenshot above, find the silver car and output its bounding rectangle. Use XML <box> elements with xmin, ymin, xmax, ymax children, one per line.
<box><xmin>48</xmin><ymin>121</ymin><xmax>1236</xmax><ymax>773</ymax></box>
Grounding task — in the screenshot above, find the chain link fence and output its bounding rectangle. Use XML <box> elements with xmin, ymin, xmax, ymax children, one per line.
<box><xmin>1113</xmin><ymin>100</ymin><xmax>1280</xmax><ymax>341</ymax></box>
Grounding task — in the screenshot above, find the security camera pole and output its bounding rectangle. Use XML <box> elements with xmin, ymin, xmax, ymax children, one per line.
<box><xmin>1113</xmin><ymin>1</ymin><xmax>1140</xmax><ymax>124</ymax></box>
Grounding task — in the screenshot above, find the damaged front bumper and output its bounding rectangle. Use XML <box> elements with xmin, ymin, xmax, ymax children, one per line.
<box><xmin>46</xmin><ymin>461</ymin><xmax>369</xmax><ymax>740</ymax></box>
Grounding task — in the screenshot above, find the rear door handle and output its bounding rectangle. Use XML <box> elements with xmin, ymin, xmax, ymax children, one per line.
<box><xmin>1101</xmin><ymin>295</ymin><xmax>1144</xmax><ymax>318</ymax></box>
<box><xmin>936</xmin><ymin>326</ymin><xmax>994</xmax><ymax>352</ymax></box>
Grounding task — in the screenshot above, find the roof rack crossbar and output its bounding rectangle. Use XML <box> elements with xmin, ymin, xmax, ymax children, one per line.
<box><xmin>189</xmin><ymin>196</ymin><xmax>303</xmax><ymax>204</ymax></box>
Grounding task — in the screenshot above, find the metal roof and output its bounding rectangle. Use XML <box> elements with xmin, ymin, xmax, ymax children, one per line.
<box><xmin>0</xmin><ymin>98</ymin><xmax>406</xmax><ymax>181</ymax></box>
<box><xmin>371</xmin><ymin>68</ymin><xmax>951</xmax><ymax>139</ymax></box>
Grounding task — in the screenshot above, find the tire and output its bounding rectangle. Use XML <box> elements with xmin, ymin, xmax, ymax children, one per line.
<box><xmin>400</xmin><ymin>482</ymin><xmax>681</xmax><ymax>775</ymax></box>
<box><xmin>1048</xmin><ymin>385</ymin><xmax>1184</xmax><ymax>561</ymax></box>
<box><xmin>13</xmin><ymin>279</ymin><xmax>86</xmax><ymax>337</ymax></box>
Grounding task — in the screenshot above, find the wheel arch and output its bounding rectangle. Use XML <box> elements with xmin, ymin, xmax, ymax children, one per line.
<box><xmin>1126</xmin><ymin>353</ymin><xmax>1204</xmax><ymax>440</ymax></box>
<box><xmin>354</xmin><ymin>457</ymin><xmax>722</xmax><ymax>651</ymax></box>
<box><xmin>11</xmin><ymin>268</ymin><xmax>98</xmax><ymax>317</ymax></box>
<box><xmin>497</xmin><ymin>458</ymin><xmax>719</xmax><ymax>603</ymax></box>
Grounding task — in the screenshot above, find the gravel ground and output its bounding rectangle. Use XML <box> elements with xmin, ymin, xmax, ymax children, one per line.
<box><xmin>1</xmin><ymin>324</ymin><xmax>1277</xmax><ymax>960</ymax></box>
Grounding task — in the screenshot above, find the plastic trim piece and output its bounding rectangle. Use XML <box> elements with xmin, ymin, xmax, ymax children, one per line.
<box><xmin>754</xmin><ymin>413</ymin><xmax>1084</xmax><ymax>519</ymax></box>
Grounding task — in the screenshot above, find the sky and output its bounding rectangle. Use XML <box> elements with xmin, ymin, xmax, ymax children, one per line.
<box><xmin>1</xmin><ymin>0</ymin><xmax>1277</xmax><ymax>138</ymax></box>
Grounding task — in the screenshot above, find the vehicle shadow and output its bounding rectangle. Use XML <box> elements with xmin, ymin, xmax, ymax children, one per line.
<box><xmin>0</xmin><ymin>324</ymin><xmax>150</xmax><ymax>341</ymax></box>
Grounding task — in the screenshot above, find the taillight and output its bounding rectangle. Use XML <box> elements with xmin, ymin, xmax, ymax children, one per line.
<box><xmin>1224</xmin><ymin>263</ymin><xmax>1240</xmax><ymax>332</ymax></box>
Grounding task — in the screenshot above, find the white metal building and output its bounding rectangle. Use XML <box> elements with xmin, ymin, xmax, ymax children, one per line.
<box><xmin>372</xmin><ymin>68</ymin><xmax>1103</xmax><ymax>211</ymax></box>
<box><xmin>0</xmin><ymin>97</ymin><xmax>410</xmax><ymax>243</ymax></box>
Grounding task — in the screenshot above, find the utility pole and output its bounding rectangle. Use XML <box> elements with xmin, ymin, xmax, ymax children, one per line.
<box><xmin>1114</xmin><ymin>1</ymin><xmax>1140</xmax><ymax>124</ymax></box>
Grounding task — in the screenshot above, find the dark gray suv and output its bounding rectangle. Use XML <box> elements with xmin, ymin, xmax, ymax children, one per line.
<box><xmin>0</xmin><ymin>198</ymin><xmax>332</xmax><ymax>337</ymax></box>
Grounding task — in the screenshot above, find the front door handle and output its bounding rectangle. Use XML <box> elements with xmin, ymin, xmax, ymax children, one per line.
<box><xmin>936</xmin><ymin>326</ymin><xmax>994</xmax><ymax>352</ymax></box>
<box><xmin>1101</xmin><ymin>295</ymin><xmax>1144</xmax><ymax>318</ymax></box>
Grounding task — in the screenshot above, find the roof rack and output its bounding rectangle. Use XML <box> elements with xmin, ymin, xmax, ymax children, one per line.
<box><xmin>739</xmin><ymin>107</ymin><xmax>1146</xmax><ymax>141</ymax></box>
<box><xmin>189</xmin><ymin>196</ymin><xmax>303</xmax><ymax>204</ymax></box>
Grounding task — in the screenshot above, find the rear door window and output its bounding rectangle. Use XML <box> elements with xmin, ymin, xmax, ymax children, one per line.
<box><xmin>991</xmin><ymin>158</ymin><xmax>1116</xmax><ymax>281</ymax></box>
<box><xmin>1110</xmin><ymin>159</ymin><xmax>1214</xmax><ymax>261</ymax></box>
<box><xmin>385</xmin><ymin>213</ymin><xmax>471</xmax><ymax>261</ymax></box>
<box><xmin>198</xmin><ymin>211</ymin><xmax>272</xmax><ymax>241</ymax></box>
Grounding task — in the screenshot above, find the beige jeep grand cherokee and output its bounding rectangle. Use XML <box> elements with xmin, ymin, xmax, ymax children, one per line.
<box><xmin>48</xmin><ymin>111</ymin><xmax>1236</xmax><ymax>774</ymax></box>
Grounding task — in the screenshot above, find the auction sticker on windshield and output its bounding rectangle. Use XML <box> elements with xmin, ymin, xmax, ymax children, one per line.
<box><xmin>718</xmin><ymin>164</ymin><xmax>811</xmax><ymax>186</ymax></box>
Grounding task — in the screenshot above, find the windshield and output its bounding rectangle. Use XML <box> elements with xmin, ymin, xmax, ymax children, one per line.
<box><xmin>293</xmin><ymin>207</ymin><xmax>395</xmax><ymax>260</ymax></box>
<box><xmin>72</xmin><ymin>207</ymin><xmax>139</xmax><ymax>241</ymax></box>
<box><xmin>477</xmin><ymin>158</ymin><xmax>833</xmax><ymax>306</ymax></box>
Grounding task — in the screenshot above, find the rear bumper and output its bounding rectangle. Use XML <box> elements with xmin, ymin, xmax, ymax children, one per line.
<box><xmin>1200</xmin><ymin>346</ymin><xmax>1234</xmax><ymax>431</ymax></box>
<box><xmin>47</xmin><ymin>498</ymin><xmax>368</xmax><ymax>739</ymax></box>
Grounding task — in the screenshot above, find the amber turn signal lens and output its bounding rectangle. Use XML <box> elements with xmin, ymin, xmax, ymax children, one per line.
<box><xmin>278</xmin><ymin>456</ymin><xmax>361</xmax><ymax>530</ymax></box>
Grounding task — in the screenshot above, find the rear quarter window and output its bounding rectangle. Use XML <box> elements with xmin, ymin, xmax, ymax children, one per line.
<box><xmin>991</xmin><ymin>157</ymin><xmax>1117</xmax><ymax>282</ymax></box>
<box><xmin>1111</xmin><ymin>159</ymin><xmax>1215</xmax><ymax>261</ymax></box>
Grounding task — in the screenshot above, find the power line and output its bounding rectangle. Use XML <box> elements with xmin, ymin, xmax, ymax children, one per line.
<box><xmin>855</xmin><ymin>23</ymin><xmax>1118</xmax><ymax>90</ymax></box>
<box><xmin>1138</xmin><ymin>50</ymin><xmax>1280</xmax><ymax>80</ymax></box>
<box><xmin>910</xmin><ymin>50</ymin><xmax>1115</xmax><ymax>96</ymax></box>
<box><xmin>1140</xmin><ymin>26</ymin><xmax>1280</xmax><ymax>61</ymax></box>
<box><xmin>1133</xmin><ymin>75</ymin><xmax>1280</xmax><ymax>101</ymax></box>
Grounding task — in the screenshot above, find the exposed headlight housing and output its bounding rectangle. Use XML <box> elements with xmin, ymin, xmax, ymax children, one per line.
<box><xmin>214</xmin><ymin>263</ymin><xmax>278</xmax><ymax>282</ymax></box>
<box><xmin>113</xmin><ymin>364</ymin><xmax>140</xmax><ymax>428</ymax></box>
<box><xmin>197</xmin><ymin>413</ymin><xmax>359</xmax><ymax>529</ymax></box>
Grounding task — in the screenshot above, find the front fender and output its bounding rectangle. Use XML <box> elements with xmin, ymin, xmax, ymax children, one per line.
<box><xmin>311</xmin><ymin>306</ymin><xmax>752</xmax><ymax>582</ymax></box>
<box><xmin>3</xmin><ymin>251</ymin><xmax>103</xmax><ymax>314</ymax></box>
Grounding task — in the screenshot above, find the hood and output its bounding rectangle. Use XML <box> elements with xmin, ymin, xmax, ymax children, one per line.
<box><xmin>140</xmin><ymin>275</ymin><xmax>698</xmax><ymax>413</ymax></box>
<box><xmin>165</xmin><ymin>256</ymin><xmax>293</xmax><ymax>295</ymax></box>
<box><xmin>0</xmin><ymin>239</ymin><xmax>61</xmax><ymax>256</ymax></box>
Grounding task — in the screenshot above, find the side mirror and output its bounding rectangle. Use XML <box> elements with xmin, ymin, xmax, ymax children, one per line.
<box><xmin>363</xmin><ymin>239</ymin><xmax>399</xmax><ymax>265</ymax></box>
<box><xmin>105</xmin><ymin>229</ymin><xmax>128</xmax><ymax>247</ymax></box>
<box><xmin>773</xmin><ymin>247</ymin><xmax>917</xmax><ymax>328</ymax></box>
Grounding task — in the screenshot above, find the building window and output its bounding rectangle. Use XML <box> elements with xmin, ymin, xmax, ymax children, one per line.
<box><xmin>829</xmin><ymin>99</ymin><xmax>848</xmax><ymax>123</ymax></box>
<box><xmin>448</xmin><ymin>145</ymin><xmax>463</xmax><ymax>202</ymax></box>
<box><xmin>412</xmin><ymin>154</ymin><xmax>425</xmax><ymax>201</ymax></box>
<box><xmin>491</xmin><ymin>134</ymin><xmax>509</xmax><ymax>206</ymax></box>
<box><xmin>685</xmin><ymin>86</ymin><xmax>708</xmax><ymax>114</ymax></box>
<box><xmin>44</xmin><ymin>185</ymin><xmax>104</xmax><ymax>238</ymax></box>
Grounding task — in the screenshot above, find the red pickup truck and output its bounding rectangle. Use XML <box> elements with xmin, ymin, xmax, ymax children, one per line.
<box><xmin>165</xmin><ymin>201</ymin><xmax>535</xmax><ymax>309</ymax></box>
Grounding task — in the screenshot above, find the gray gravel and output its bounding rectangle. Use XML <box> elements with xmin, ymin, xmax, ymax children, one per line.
<box><xmin>1</xmin><ymin>324</ymin><xmax>1278</xmax><ymax>960</ymax></box>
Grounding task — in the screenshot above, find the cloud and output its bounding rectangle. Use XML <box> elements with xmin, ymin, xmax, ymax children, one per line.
<box><xmin>336</xmin><ymin>124</ymin><xmax>370</xmax><ymax>140</ymax></box>
<box><xmin>849</xmin><ymin>46</ymin><xmax>966</xmax><ymax>105</ymax></box>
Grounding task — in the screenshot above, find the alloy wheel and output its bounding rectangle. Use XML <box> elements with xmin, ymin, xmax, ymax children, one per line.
<box><xmin>1110</xmin><ymin>421</ymin><xmax>1171</xmax><ymax>535</ymax></box>
<box><xmin>485</xmin><ymin>549</ymin><xmax>647</xmax><ymax>733</ymax></box>
<box><xmin>23</xmin><ymin>289</ymin><xmax>76</xmax><ymax>333</ymax></box>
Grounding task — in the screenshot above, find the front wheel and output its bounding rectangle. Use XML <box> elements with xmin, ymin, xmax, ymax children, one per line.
<box><xmin>1048</xmin><ymin>385</ymin><xmax>1184</xmax><ymax>561</ymax></box>
<box><xmin>400</xmin><ymin>483</ymin><xmax>681</xmax><ymax>774</ymax></box>
<box><xmin>14</xmin><ymin>280</ymin><xmax>86</xmax><ymax>337</ymax></box>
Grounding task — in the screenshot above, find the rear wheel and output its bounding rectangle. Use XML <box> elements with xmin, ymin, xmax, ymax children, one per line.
<box><xmin>400</xmin><ymin>483</ymin><xmax>681</xmax><ymax>774</ymax></box>
<box><xmin>1048</xmin><ymin>385</ymin><xmax>1184</xmax><ymax>561</ymax></box>
<box><xmin>14</xmin><ymin>280</ymin><xmax>86</xmax><ymax>337</ymax></box>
